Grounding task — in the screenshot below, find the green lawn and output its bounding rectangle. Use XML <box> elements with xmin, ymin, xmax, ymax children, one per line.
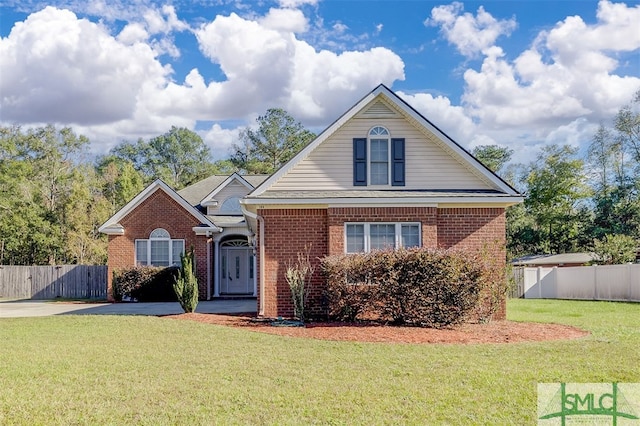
<box><xmin>0</xmin><ymin>299</ymin><xmax>638</xmax><ymax>425</ymax></box>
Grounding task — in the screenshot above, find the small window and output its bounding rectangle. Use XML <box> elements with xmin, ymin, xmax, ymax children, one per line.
<box><xmin>220</xmin><ymin>196</ymin><xmax>242</xmax><ymax>214</ymax></box>
<box><xmin>345</xmin><ymin>223</ymin><xmax>421</xmax><ymax>253</ymax></box>
<box><xmin>368</xmin><ymin>126</ymin><xmax>390</xmax><ymax>185</ymax></box>
<box><xmin>135</xmin><ymin>228</ymin><xmax>184</xmax><ymax>267</ymax></box>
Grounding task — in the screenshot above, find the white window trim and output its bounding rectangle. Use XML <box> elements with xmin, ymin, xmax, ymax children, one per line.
<box><xmin>134</xmin><ymin>229</ymin><xmax>185</xmax><ymax>267</ymax></box>
<box><xmin>368</xmin><ymin>126</ymin><xmax>391</xmax><ymax>187</ymax></box>
<box><xmin>344</xmin><ymin>222</ymin><xmax>421</xmax><ymax>253</ymax></box>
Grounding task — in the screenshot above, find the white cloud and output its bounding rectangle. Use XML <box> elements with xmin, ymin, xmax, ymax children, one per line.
<box><xmin>260</xmin><ymin>8</ymin><xmax>308</xmax><ymax>33</ymax></box>
<box><xmin>143</xmin><ymin>5</ymin><xmax>188</xmax><ymax>35</ymax></box>
<box><xmin>117</xmin><ymin>22</ymin><xmax>148</xmax><ymax>44</ymax></box>
<box><xmin>201</xmin><ymin>124</ymin><xmax>241</xmax><ymax>160</ymax></box>
<box><xmin>397</xmin><ymin>91</ymin><xmax>476</xmax><ymax>145</ymax></box>
<box><xmin>461</xmin><ymin>0</ymin><xmax>640</xmax><ymax>132</ymax></box>
<box><xmin>0</xmin><ymin>6</ymin><xmax>170</xmax><ymax>126</ymax></box>
<box><xmin>278</xmin><ymin>0</ymin><xmax>319</xmax><ymax>8</ymax></box>
<box><xmin>426</xmin><ymin>2</ymin><xmax>516</xmax><ymax>58</ymax></box>
<box><xmin>162</xmin><ymin>12</ymin><xmax>405</xmax><ymax>122</ymax></box>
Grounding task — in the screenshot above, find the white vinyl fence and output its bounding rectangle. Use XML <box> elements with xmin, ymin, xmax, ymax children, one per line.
<box><xmin>519</xmin><ymin>264</ymin><xmax>640</xmax><ymax>302</ymax></box>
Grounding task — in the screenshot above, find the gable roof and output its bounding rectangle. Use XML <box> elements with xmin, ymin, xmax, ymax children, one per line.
<box><xmin>199</xmin><ymin>173</ymin><xmax>259</xmax><ymax>207</ymax></box>
<box><xmin>99</xmin><ymin>179</ymin><xmax>219</xmax><ymax>235</ymax></box>
<box><xmin>249</xmin><ymin>84</ymin><xmax>520</xmax><ymax>199</ymax></box>
<box><xmin>178</xmin><ymin>174</ymin><xmax>269</xmax><ymax>206</ymax></box>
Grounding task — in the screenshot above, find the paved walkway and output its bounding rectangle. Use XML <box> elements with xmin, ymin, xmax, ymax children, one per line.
<box><xmin>0</xmin><ymin>299</ymin><xmax>257</xmax><ymax>318</ymax></box>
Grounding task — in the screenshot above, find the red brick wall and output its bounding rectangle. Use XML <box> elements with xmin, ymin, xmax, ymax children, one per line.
<box><xmin>106</xmin><ymin>189</ymin><xmax>209</xmax><ymax>300</ymax></box>
<box><xmin>258</xmin><ymin>209</ymin><xmax>328</xmax><ymax>318</ymax></box>
<box><xmin>437</xmin><ymin>207</ymin><xmax>507</xmax><ymax>319</ymax></box>
<box><xmin>257</xmin><ymin>206</ymin><xmax>507</xmax><ymax>320</ymax></box>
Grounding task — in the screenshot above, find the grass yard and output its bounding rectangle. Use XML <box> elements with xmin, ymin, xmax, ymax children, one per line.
<box><xmin>0</xmin><ymin>299</ymin><xmax>638</xmax><ymax>425</ymax></box>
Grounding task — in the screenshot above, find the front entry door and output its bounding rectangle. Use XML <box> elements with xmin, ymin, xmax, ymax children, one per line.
<box><xmin>220</xmin><ymin>244</ymin><xmax>253</xmax><ymax>295</ymax></box>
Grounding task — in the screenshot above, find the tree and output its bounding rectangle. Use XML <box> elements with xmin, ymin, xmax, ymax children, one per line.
<box><xmin>586</xmin><ymin>97</ymin><xmax>640</xmax><ymax>241</ymax></box>
<box><xmin>231</xmin><ymin>108</ymin><xmax>315</xmax><ymax>174</ymax></box>
<box><xmin>472</xmin><ymin>145</ymin><xmax>513</xmax><ymax>174</ymax></box>
<box><xmin>108</xmin><ymin>127</ymin><xmax>216</xmax><ymax>189</ymax></box>
<box><xmin>592</xmin><ymin>234</ymin><xmax>637</xmax><ymax>265</ymax></box>
<box><xmin>615</xmin><ymin>89</ymin><xmax>640</xmax><ymax>163</ymax></box>
<box><xmin>0</xmin><ymin>125</ymin><xmax>91</xmax><ymax>264</ymax></box>
<box><xmin>524</xmin><ymin>145</ymin><xmax>590</xmax><ymax>254</ymax></box>
<box><xmin>63</xmin><ymin>166</ymin><xmax>111</xmax><ymax>264</ymax></box>
<box><xmin>147</xmin><ymin>126</ymin><xmax>215</xmax><ymax>188</ymax></box>
<box><xmin>96</xmin><ymin>155</ymin><xmax>145</xmax><ymax>213</ymax></box>
<box><xmin>173</xmin><ymin>248</ymin><xmax>199</xmax><ymax>313</ymax></box>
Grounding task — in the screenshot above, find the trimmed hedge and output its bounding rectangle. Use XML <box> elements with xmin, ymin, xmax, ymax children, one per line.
<box><xmin>112</xmin><ymin>266</ymin><xmax>180</xmax><ymax>302</ymax></box>
<box><xmin>321</xmin><ymin>247</ymin><xmax>503</xmax><ymax>328</ymax></box>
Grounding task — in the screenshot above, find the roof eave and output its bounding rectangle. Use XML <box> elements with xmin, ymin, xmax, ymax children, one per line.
<box><xmin>242</xmin><ymin>196</ymin><xmax>524</xmax><ymax>207</ymax></box>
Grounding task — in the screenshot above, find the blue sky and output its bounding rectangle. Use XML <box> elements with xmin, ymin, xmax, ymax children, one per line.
<box><xmin>1</xmin><ymin>0</ymin><xmax>639</xmax><ymax>164</ymax></box>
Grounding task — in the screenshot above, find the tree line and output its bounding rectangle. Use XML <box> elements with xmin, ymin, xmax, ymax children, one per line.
<box><xmin>1</xmin><ymin>95</ymin><xmax>638</xmax><ymax>266</ymax></box>
<box><xmin>0</xmin><ymin>109</ymin><xmax>314</xmax><ymax>265</ymax></box>
<box><xmin>475</xmin><ymin>90</ymin><xmax>640</xmax><ymax>263</ymax></box>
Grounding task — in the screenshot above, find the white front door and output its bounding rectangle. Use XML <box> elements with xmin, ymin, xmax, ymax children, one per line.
<box><xmin>220</xmin><ymin>246</ymin><xmax>253</xmax><ymax>294</ymax></box>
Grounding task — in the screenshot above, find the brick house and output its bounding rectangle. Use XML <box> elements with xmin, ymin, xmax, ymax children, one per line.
<box><xmin>100</xmin><ymin>84</ymin><xmax>522</xmax><ymax>318</ymax></box>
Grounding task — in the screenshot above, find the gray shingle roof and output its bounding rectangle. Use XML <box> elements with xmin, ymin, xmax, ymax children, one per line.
<box><xmin>178</xmin><ymin>174</ymin><xmax>269</xmax><ymax>206</ymax></box>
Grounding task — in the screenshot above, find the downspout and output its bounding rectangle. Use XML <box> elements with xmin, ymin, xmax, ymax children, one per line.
<box><xmin>206</xmin><ymin>231</ymin><xmax>211</xmax><ymax>300</ymax></box>
<box><xmin>242</xmin><ymin>206</ymin><xmax>265</xmax><ymax>317</ymax></box>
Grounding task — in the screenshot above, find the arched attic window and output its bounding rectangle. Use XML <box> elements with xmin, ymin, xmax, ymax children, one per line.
<box><xmin>219</xmin><ymin>196</ymin><xmax>243</xmax><ymax>214</ymax></box>
<box><xmin>135</xmin><ymin>228</ymin><xmax>185</xmax><ymax>266</ymax></box>
<box><xmin>369</xmin><ymin>126</ymin><xmax>390</xmax><ymax>185</ymax></box>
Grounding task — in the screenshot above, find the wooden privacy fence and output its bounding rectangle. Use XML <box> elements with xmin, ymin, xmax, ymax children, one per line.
<box><xmin>512</xmin><ymin>264</ymin><xmax>640</xmax><ymax>302</ymax></box>
<box><xmin>0</xmin><ymin>265</ymin><xmax>107</xmax><ymax>300</ymax></box>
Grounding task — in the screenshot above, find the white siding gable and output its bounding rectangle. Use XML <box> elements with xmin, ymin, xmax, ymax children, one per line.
<box><xmin>270</xmin><ymin>99</ymin><xmax>493</xmax><ymax>191</ymax></box>
<box><xmin>207</xmin><ymin>181</ymin><xmax>254</xmax><ymax>215</ymax></box>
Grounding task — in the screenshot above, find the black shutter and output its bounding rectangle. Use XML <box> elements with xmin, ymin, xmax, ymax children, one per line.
<box><xmin>391</xmin><ymin>138</ymin><xmax>405</xmax><ymax>186</ymax></box>
<box><xmin>353</xmin><ymin>138</ymin><xmax>367</xmax><ymax>186</ymax></box>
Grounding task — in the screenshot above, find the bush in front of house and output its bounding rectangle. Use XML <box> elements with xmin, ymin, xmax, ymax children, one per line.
<box><xmin>322</xmin><ymin>247</ymin><xmax>494</xmax><ymax>328</ymax></box>
<box><xmin>112</xmin><ymin>266</ymin><xmax>180</xmax><ymax>302</ymax></box>
<box><xmin>173</xmin><ymin>248</ymin><xmax>199</xmax><ymax>313</ymax></box>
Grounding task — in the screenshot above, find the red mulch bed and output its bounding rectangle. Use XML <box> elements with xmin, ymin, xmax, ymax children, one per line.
<box><xmin>165</xmin><ymin>313</ymin><xmax>589</xmax><ymax>344</ymax></box>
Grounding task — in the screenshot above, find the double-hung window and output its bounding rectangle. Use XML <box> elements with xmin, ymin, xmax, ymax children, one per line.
<box><xmin>345</xmin><ymin>223</ymin><xmax>421</xmax><ymax>253</ymax></box>
<box><xmin>369</xmin><ymin>126</ymin><xmax>390</xmax><ymax>185</ymax></box>
<box><xmin>135</xmin><ymin>228</ymin><xmax>185</xmax><ymax>266</ymax></box>
<box><xmin>353</xmin><ymin>126</ymin><xmax>405</xmax><ymax>187</ymax></box>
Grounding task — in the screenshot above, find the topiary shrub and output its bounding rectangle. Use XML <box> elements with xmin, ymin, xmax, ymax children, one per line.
<box><xmin>322</xmin><ymin>247</ymin><xmax>496</xmax><ymax>328</ymax></box>
<box><xmin>173</xmin><ymin>247</ymin><xmax>199</xmax><ymax>313</ymax></box>
<box><xmin>112</xmin><ymin>266</ymin><xmax>179</xmax><ymax>302</ymax></box>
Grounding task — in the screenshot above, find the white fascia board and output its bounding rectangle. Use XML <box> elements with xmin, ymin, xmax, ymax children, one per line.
<box><xmin>98</xmin><ymin>179</ymin><xmax>219</xmax><ymax>234</ymax></box>
<box><xmin>242</xmin><ymin>196</ymin><xmax>523</xmax><ymax>207</ymax></box>
<box><xmin>200</xmin><ymin>172</ymin><xmax>255</xmax><ymax>205</ymax></box>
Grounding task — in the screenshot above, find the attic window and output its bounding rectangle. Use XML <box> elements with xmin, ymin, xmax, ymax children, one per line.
<box><xmin>220</xmin><ymin>196</ymin><xmax>242</xmax><ymax>214</ymax></box>
<box><xmin>369</xmin><ymin>126</ymin><xmax>390</xmax><ymax>185</ymax></box>
<box><xmin>353</xmin><ymin>127</ymin><xmax>405</xmax><ymax>187</ymax></box>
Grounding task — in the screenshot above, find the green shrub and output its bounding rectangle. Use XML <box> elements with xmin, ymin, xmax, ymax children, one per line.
<box><xmin>322</xmin><ymin>248</ymin><xmax>497</xmax><ymax>328</ymax></box>
<box><xmin>112</xmin><ymin>266</ymin><xmax>179</xmax><ymax>302</ymax></box>
<box><xmin>173</xmin><ymin>248</ymin><xmax>199</xmax><ymax>313</ymax></box>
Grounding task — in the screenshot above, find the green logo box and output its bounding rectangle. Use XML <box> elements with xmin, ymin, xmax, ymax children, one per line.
<box><xmin>538</xmin><ymin>383</ymin><xmax>640</xmax><ymax>425</ymax></box>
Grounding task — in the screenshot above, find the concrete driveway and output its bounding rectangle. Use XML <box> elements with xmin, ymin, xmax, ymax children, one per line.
<box><xmin>0</xmin><ymin>299</ymin><xmax>256</xmax><ymax>318</ymax></box>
